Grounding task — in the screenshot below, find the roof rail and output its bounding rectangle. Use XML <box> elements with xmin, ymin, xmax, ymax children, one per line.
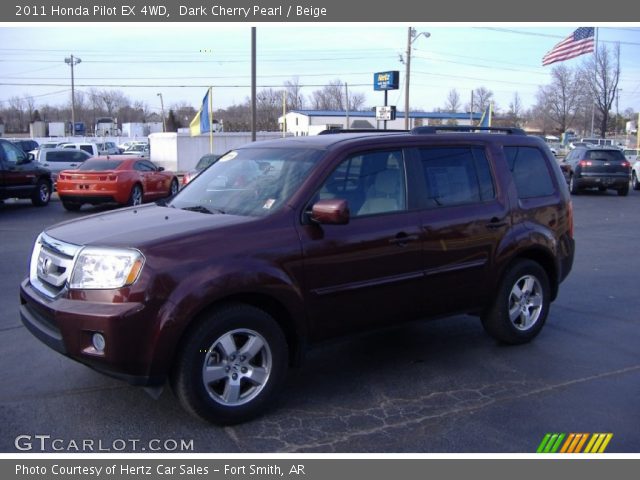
<box><xmin>317</xmin><ymin>128</ymin><xmax>407</xmax><ymax>135</ymax></box>
<box><xmin>411</xmin><ymin>126</ymin><xmax>526</xmax><ymax>135</ymax></box>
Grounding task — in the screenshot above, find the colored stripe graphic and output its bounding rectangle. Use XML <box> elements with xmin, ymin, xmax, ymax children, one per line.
<box><xmin>538</xmin><ymin>433</ymin><xmax>613</xmax><ymax>453</ymax></box>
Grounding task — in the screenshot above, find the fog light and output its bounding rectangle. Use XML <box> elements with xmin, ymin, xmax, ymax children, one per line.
<box><xmin>92</xmin><ymin>333</ymin><xmax>106</xmax><ymax>353</ymax></box>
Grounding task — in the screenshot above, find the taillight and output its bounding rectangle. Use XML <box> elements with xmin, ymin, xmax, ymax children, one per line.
<box><xmin>567</xmin><ymin>201</ymin><xmax>574</xmax><ymax>239</ymax></box>
<box><xmin>579</xmin><ymin>160</ymin><xmax>592</xmax><ymax>167</ymax></box>
<box><xmin>621</xmin><ymin>162</ymin><xmax>630</xmax><ymax>168</ymax></box>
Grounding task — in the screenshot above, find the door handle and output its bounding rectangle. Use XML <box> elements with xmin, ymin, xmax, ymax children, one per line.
<box><xmin>389</xmin><ymin>232</ymin><xmax>419</xmax><ymax>247</ymax></box>
<box><xmin>69</xmin><ymin>163</ymin><xmax>77</xmax><ymax>167</ymax></box>
<box><xmin>486</xmin><ymin>217</ymin><xmax>508</xmax><ymax>229</ymax></box>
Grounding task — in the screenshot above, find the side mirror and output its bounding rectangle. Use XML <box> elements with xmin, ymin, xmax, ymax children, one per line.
<box><xmin>158</xmin><ymin>166</ymin><xmax>165</xmax><ymax>171</ymax></box>
<box><xmin>310</xmin><ymin>199</ymin><xmax>350</xmax><ymax>225</ymax></box>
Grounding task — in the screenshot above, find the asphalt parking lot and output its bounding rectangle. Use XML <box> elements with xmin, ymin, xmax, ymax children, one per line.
<box><xmin>1</xmin><ymin>190</ymin><xmax>639</xmax><ymax>453</ymax></box>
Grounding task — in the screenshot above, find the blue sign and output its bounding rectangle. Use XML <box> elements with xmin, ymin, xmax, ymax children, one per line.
<box><xmin>374</xmin><ymin>71</ymin><xmax>400</xmax><ymax>91</ymax></box>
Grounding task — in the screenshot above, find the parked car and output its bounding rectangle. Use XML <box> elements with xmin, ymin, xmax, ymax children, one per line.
<box><xmin>122</xmin><ymin>143</ymin><xmax>149</xmax><ymax>158</ymax></box>
<box><xmin>623</xmin><ymin>148</ymin><xmax>639</xmax><ymax>164</ymax></box>
<box><xmin>181</xmin><ymin>153</ymin><xmax>221</xmax><ymax>186</ymax></box>
<box><xmin>117</xmin><ymin>140</ymin><xmax>147</xmax><ymax>154</ymax></box>
<box><xmin>35</xmin><ymin>148</ymin><xmax>91</xmax><ymax>185</ymax></box>
<box><xmin>562</xmin><ymin>145</ymin><xmax>631</xmax><ymax>196</ymax></box>
<box><xmin>20</xmin><ymin>127</ymin><xmax>574</xmax><ymax>424</ymax></box>
<box><xmin>58</xmin><ymin>142</ymin><xmax>99</xmax><ymax>157</ymax></box>
<box><xmin>96</xmin><ymin>141</ymin><xmax>120</xmax><ymax>156</ymax></box>
<box><xmin>11</xmin><ymin>139</ymin><xmax>39</xmax><ymax>153</ymax></box>
<box><xmin>56</xmin><ymin>156</ymin><xmax>179</xmax><ymax>211</ymax></box>
<box><xmin>630</xmin><ymin>152</ymin><xmax>640</xmax><ymax>190</ymax></box>
<box><xmin>0</xmin><ymin>139</ymin><xmax>52</xmax><ymax>206</ymax></box>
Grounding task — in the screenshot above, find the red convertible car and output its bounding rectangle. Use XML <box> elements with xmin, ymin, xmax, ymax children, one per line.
<box><xmin>57</xmin><ymin>157</ymin><xmax>179</xmax><ymax>211</ymax></box>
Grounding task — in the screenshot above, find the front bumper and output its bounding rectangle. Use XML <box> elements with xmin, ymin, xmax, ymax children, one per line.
<box><xmin>19</xmin><ymin>279</ymin><xmax>165</xmax><ymax>386</ymax></box>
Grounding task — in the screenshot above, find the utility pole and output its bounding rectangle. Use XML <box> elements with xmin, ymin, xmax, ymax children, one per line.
<box><xmin>157</xmin><ymin>93</ymin><xmax>166</xmax><ymax>132</ymax></box>
<box><xmin>251</xmin><ymin>27</ymin><xmax>257</xmax><ymax>142</ymax></box>
<box><xmin>403</xmin><ymin>28</ymin><xmax>430</xmax><ymax>130</ymax></box>
<box><xmin>64</xmin><ymin>55</ymin><xmax>81</xmax><ymax>135</ymax></box>
<box><xmin>345</xmin><ymin>82</ymin><xmax>350</xmax><ymax>130</ymax></box>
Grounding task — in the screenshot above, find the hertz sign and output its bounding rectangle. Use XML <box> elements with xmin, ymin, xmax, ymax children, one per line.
<box><xmin>374</xmin><ymin>71</ymin><xmax>400</xmax><ymax>91</ymax></box>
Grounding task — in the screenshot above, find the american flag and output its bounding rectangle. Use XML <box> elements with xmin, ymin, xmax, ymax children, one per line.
<box><xmin>542</xmin><ymin>27</ymin><xmax>595</xmax><ymax>66</ymax></box>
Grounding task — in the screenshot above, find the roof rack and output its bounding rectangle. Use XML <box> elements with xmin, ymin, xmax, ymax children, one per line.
<box><xmin>317</xmin><ymin>129</ymin><xmax>407</xmax><ymax>135</ymax></box>
<box><xmin>411</xmin><ymin>126</ymin><xmax>526</xmax><ymax>135</ymax></box>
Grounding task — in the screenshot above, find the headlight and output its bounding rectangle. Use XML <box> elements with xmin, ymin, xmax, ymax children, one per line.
<box><xmin>69</xmin><ymin>247</ymin><xmax>145</xmax><ymax>290</ymax></box>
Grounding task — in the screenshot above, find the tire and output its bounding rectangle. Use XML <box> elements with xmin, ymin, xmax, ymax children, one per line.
<box><xmin>481</xmin><ymin>259</ymin><xmax>550</xmax><ymax>345</ymax></box>
<box><xmin>168</xmin><ymin>178</ymin><xmax>179</xmax><ymax>197</ymax></box>
<box><xmin>632</xmin><ymin>172</ymin><xmax>640</xmax><ymax>191</ymax></box>
<box><xmin>569</xmin><ymin>174</ymin><xmax>580</xmax><ymax>195</ymax></box>
<box><xmin>61</xmin><ymin>200</ymin><xmax>81</xmax><ymax>211</ymax></box>
<box><xmin>127</xmin><ymin>184</ymin><xmax>143</xmax><ymax>206</ymax></box>
<box><xmin>618</xmin><ymin>184</ymin><xmax>629</xmax><ymax>196</ymax></box>
<box><xmin>171</xmin><ymin>304</ymin><xmax>289</xmax><ymax>425</ymax></box>
<box><xmin>31</xmin><ymin>179</ymin><xmax>51</xmax><ymax>206</ymax></box>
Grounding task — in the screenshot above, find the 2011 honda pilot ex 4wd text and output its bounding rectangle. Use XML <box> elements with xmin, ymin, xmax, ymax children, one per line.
<box><xmin>20</xmin><ymin>127</ymin><xmax>575</xmax><ymax>424</ymax></box>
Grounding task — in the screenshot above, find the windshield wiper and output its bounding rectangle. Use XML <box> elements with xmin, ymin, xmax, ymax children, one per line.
<box><xmin>180</xmin><ymin>205</ymin><xmax>225</xmax><ymax>215</ymax></box>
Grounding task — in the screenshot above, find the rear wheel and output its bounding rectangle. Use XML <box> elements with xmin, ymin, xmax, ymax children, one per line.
<box><xmin>632</xmin><ymin>172</ymin><xmax>640</xmax><ymax>191</ymax></box>
<box><xmin>169</xmin><ymin>178</ymin><xmax>179</xmax><ymax>197</ymax></box>
<box><xmin>127</xmin><ymin>184</ymin><xmax>143</xmax><ymax>206</ymax></box>
<box><xmin>569</xmin><ymin>174</ymin><xmax>580</xmax><ymax>194</ymax></box>
<box><xmin>172</xmin><ymin>304</ymin><xmax>288</xmax><ymax>425</ymax></box>
<box><xmin>618</xmin><ymin>184</ymin><xmax>629</xmax><ymax>196</ymax></box>
<box><xmin>482</xmin><ymin>260</ymin><xmax>550</xmax><ymax>345</ymax></box>
<box><xmin>61</xmin><ymin>200</ymin><xmax>81</xmax><ymax>211</ymax></box>
<box><xmin>31</xmin><ymin>179</ymin><xmax>51</xmax><ymax>206</ymax></box>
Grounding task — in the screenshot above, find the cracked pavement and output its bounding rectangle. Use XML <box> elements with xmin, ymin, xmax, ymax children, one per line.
<box><xmin>1</xmin><ymin>192</ymin><xmax>639</xmax><ymax>453</ymax></box>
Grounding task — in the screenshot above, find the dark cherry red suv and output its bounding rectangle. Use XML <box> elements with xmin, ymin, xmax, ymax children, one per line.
<box><xmin>20</xmin><ymin>127</ymin><xmax>574</xmax><ymax>424</ymax></box>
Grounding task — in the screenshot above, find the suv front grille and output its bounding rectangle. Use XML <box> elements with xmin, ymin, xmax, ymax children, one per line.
<box><xmin>30</xmin><ymin>233</ymin><xmax>81</xmax><ymax>298</ymax></box>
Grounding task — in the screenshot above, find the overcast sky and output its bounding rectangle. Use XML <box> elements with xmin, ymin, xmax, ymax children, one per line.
<box><xmin>1</xmin><ymin>25</ymin><xmax>639</xmax><ymax>116</ymax></box>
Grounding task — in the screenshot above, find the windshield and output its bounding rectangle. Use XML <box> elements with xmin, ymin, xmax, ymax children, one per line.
<box><xmin>170</xmin><ymin>147</ymin><xmax>322</xmax><ymax>217</ymax></box>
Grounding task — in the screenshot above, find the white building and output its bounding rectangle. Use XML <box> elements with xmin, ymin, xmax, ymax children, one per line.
<box><xmin>279</xmin><ymin>110</ymin><xmax>482</xmax><ymax>136</ymax></box>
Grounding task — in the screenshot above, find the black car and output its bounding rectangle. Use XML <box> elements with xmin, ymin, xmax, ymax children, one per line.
<box><xmin>181</xmin><ymin>153</ymin><xmax>221</xmax><ymax>186</ymax></box>
<box><xmin>0</xmin><ymin>139</ymin><xmax>52</xmax><ymax>206</ymax></box>
<box><xmin>11</xmin><ymin>139</ymin><xmax>39</xmax><ymax>153</ymax></box>
<box><xmin>562</xmin><ymin>146</ymin><xmax>631</xmax><ymax>196</ymax></box>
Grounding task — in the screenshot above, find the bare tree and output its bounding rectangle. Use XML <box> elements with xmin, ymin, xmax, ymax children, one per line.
<box><xmin>582</xmin><ymin>43</ymin><xmax>620</xmax><ymax>137</ymax></box>
<box><xmin>472</xmin><ymin>86</ymin><xmax>495</xmax><ymax>113</ymax></box>
<box><xmin>534</xmin><ymin>65</ymin><xmax>585</xmax><ymax>133</ymax></box>
<box><xmin>444</xmin><ymin>89</ymin><xmax>461</xmax><ymax>113</ymax></box>
<box><xmin>284</xmin><ymin>77</ymin><xmax>305</xmax><ymax>110</ymax></box>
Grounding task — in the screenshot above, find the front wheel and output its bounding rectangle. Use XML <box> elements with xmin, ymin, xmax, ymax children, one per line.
<box><xmin>172</xmin><ymin>304</ymin><xmax>288</xmax><ymax>425</ymax></box>
<box><xmin>631</xmin><ymin>172</ymin><xmax>639</xmax><ymax>191</ymax></box>
<box><xmin>482</xmin><ymin>260</ymin><xmax>550</xmax><ymax>345</ymax></box>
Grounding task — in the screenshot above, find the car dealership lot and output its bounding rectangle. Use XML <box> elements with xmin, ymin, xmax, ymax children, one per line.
<box><xmin>1</xmin><ymin>192</ymin><xmax>639</xmax><ymax>453</ymax></box>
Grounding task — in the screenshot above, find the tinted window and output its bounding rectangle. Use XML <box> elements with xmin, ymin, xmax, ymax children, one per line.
<box><xmin>79</xmin><ymin>145</ymin><xmax>94</xmax><ymax>154</ymax></box>
<box><xmin>316</xmin><ymin>150</ymin><xmax>406</xmax><ymax>217</ymax></box>
<box><xmin>504</xmin><ymin>147</ymin><xmax>555</xmax><ymax>198</ymax></box>
<box><xmin>418</xmin><ymin>147</ymin><xmax>494</xmax><ymax>207</ymax></box>
<box><xmin>585</xmin><ymin>150</ymin><xmax>625</xmax><ymax>162</ymax></box>
<box><xmin>78</xmin><ymin>160</ymin><xmax>123</xmax><ymax>171</ymax></box>
<box><xmin>47</xmin><ymin>151</ymin><xmax>77</xmax><ymax>162</ymax></box>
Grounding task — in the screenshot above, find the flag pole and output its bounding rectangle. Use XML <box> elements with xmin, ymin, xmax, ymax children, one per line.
<box><xmin>590</xmin><ymin>27</ymin><xmax>598</xmax><ymax>137</ymax></box>
<box><xmin>209</xmin><ymin>86</ymin><xmax>213</xmax><ymax>154</ymax></box>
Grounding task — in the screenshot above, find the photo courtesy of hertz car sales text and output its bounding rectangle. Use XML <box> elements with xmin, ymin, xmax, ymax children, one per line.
<box><xmin>20</xmin><ymin>127</ymin><xmax>575</xmax><ymax>424</ymax></box>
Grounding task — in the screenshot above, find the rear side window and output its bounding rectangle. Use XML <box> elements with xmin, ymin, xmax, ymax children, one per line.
<box><xmin>79</xmin><ymin>145</ymin><xmax>94</xmax><ymax>154</ymax></box>
<box><xmin>418</xmin><ymin>147</ymin><xmax>495</xmax><ymax>207</ymax></box>
<box><xmin>504</xmin><ymin>147</ymin><xmax>555</xmax><ymax>198</ymax></box>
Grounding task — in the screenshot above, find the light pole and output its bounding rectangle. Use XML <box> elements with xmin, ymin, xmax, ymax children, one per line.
<box><xmin>403</xmin><ymin>28</ymin><xmax>430</xmax><ymax>130</ymax></box>
<box><xmin>157</xmin><ymin>93</ymin><xmax>166</xmax><ymax>132</ymax></box>
<box><xmin>64</xmin><ymin>55</ymin><xmax>81</xmax><ymax>135</ymax></box>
